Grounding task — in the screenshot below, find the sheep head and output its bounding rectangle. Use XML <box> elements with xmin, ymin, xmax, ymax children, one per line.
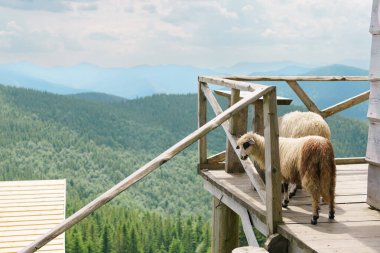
<box><xmin>236</xmin><ymin>133</ymin><xmax>256</xmax><ymax>160</ymax></box>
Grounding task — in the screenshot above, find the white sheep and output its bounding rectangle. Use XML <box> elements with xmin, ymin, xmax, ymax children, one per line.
<box><xmin>279</xmin><ymin>111</ymin><xmax>330</xmax><ymax>139</ymax></box>
<box><xmin>236</xmin><ymin>132</ymin><xmax>336</xmax><ymax>225</ymax></box>
<box><xmin>279</xmin><ymin>111</ymin><xmax>331</xmax><ymax>197</ymax></box>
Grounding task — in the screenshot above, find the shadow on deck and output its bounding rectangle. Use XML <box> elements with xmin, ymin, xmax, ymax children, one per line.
<box><xmin>201</xmin><ymin>164</ymin><xmax>380</xmax><ymax>253</ymax></box>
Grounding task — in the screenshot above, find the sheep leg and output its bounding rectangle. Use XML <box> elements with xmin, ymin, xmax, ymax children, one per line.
<box><xmin>328</xmin><ymin>190</ymin><xmax>335</xmax><ymax>220</ymax></box>
<box><xmin>311</xmin><ymin>192</ymin><xmax>320</xmax><ymax>225</ymax></box>
<box><xmin>282</xmin><ymin>183</ymin><xmax>289</xmax><ymax>208</ymax></box>
<box><xmin>289</xmin><ymin>183</ymin><xmax>298</xmax><ymax>198</ymax></box>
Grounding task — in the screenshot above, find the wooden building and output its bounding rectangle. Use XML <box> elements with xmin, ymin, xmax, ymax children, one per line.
<box><xmin>0</xmin><ymin>180</ymin><xmax>66</xmax><ymax>253</ymax></box>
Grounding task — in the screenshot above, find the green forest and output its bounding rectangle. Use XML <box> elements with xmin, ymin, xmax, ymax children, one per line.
<box><xmin>0</xmin><ymin>84</ymin><xmax>368</xmax><ymax>252</ymax></box>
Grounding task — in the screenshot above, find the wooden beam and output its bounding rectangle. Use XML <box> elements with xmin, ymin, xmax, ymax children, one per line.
<box><xmin>263</xmin><ymin>89</ymin><xmax>282</xmax><ymax>235</ymax></box>
<box><xmin>286</xmin><ymin>80</ymin><xmax>322</xmax><ymax>114</ymax></box>
<box><xmin>205</xmin><ymin>181</ymin><xmax>259</xmax><ymax>248</ymax></box>
<box><xmin>211</xmin><ymin>197</ymin><xmax>239</xmax><ymax>253</ymax></box>
<box><xmin>20</xmin><ymin>83</ymin><xmax>269</xmax><ymax>253</ymax></box>
<box><xmin>207</xmin><ymin>151</ymin><xmax>226</xmax><ymax>164</ymax></box>
<box><xmin>198</xmin><ymin>76</ymin><xmax>268</xmax><ymax>91</ymax></box>
<box><xmin>225</xmin><ymin>76</ymin><xmax>369</xmax><ymax>82</ymax></box>
<box><xmin>200</xmin><ymin>83</ymin><xmax>268</xmax><ymax>202</ymax></box>
<box><xmin>335</xmin><ymin>157</ymin><xmax>367</xmax><ymax>165</ymax></box>
<box><xmin>198</xmin><ymin>81</ymin><xmax>208</xmax><ymax>166</ymax></box>
<box><xmin>321</xmin><ymin>90</ymin><xmax>370</xmax><ymax>118</ymax></box>
<box><xmin>214</xmin><ymin>90</ymin><xmax>293</xmax><ymax>106</ymax></box>
<box><xmin>226</xmin><ymin>88</ymin><xmax>247</xmax><ymax>173</ymax></box>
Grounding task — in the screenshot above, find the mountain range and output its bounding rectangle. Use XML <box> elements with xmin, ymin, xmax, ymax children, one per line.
<box><xmin>0</xmin><ymin>61</ymin><xmax>370</xmax><ymax>118</ymax></box>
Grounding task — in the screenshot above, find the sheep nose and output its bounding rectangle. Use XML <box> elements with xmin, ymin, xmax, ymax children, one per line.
<box><xmin>241</xmin><ymin>155</ymin><xmax>248</xmax><ymax>160</ymax></box>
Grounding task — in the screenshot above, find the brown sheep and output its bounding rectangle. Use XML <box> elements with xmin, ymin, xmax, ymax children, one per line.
<box><xmin>236</xmin><ymin>132</ymin><xmax>336</xmax><ymax>225</ymax></box>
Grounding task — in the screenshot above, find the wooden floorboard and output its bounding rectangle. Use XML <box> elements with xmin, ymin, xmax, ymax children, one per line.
<box><xmin>201</xmin><ymin>163</ymin><xmax>380</xmax><ymax>253</ymax></box>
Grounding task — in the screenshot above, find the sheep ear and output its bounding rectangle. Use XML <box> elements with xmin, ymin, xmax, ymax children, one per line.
<box><xmin>236</xmin><ymin>145</ymin><xmax>240</xmax><ymax>149</ymax></box>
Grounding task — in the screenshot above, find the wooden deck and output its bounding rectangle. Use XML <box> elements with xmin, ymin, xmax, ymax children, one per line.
<box><xmin>200</xmin><ymin>164</ymin><xmax>380</xmax><ymax>253</ymax></box>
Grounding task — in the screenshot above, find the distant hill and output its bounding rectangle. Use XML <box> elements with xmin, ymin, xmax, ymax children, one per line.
<box><xmin>70</xmin><ymin>92</ymin><xmax>126</xmax><ymax>103</ymax></box>
<box><xmin>0</xmin><ymin>62</ymin><xmax>370</xmax><ymax>118</ymax></box>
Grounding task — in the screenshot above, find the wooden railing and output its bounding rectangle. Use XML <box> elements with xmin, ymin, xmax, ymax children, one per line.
<box><xmin>20</xmin><ymin>78</ymin><xmax>279</xmax><ymax>253</ymax></box>
<box><xmin>198</xmin><ymin>76</ymin><xmax>282</xmax><ymax>236</ymax></box>
<box><xmin>205</xmin><ymin>75</ymin><xmax>370</xmax><ymax>165</ymax></box>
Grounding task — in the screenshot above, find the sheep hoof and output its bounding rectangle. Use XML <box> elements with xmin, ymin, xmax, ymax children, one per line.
<box><xmin>329</xmin><ymin>212</ymin><xmax>335</xmax><ymax>219</ymax></box>
<box><xmin>282</xmin><ymin>200</ymin><xmax>289</xmax><ymax>208</ymax></box>
<box><xmin>311</xmin><ymin>215</ymin><xmax>319</xmax><ymax>225</ymax></box>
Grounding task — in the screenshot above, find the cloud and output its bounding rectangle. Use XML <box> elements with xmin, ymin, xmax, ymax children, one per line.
<box><xmin>0</xmin><ymin>0</ymin><xmax>98</xmax><ymax>12</ymax></box>
<box><xmin>0</xmin><ymin>0</ymin><xmax>373</xmax><ymax>67</ymax></box>
<box><xmin>88</xmin><ymin>32</ymin><xmax>118</xmax><ymax>41</ymax></box>
<box><xmin>0</xmin><ymin>0</ymin><xmax>72</xmax><ymax>12</ymax></box>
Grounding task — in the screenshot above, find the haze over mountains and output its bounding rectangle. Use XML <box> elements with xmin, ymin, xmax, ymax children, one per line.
<box><xmin>0</xmin><ymin>61</ymin><xmax>370</xmax><ymax>118</ymax></box>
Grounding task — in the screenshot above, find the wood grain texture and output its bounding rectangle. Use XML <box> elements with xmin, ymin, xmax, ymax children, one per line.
<box><xmin>225</xmin><ymin>76</ymin><xmax>369</xmax><ymax>82</ymax></box>
<box><xmin>201</xmin><ymin>163</ymin><xmax>380</xmax><ymax>253</ymax></box>
<box><xmin>0</xmin><ymin>180</ymin><xmax>65</xmax><ymax>253</ymax></box>
<box><xmin>198</xmin><ymin>81</ymin><xmax>208</xmax><ymax>165</ymax></box>
<box><xmin>263</xmin><ymin>89</ymin><xmax>282</xmax><ymax>234</ymax></box>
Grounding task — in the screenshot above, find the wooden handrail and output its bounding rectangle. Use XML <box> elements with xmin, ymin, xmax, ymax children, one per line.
<box><xmin>225</xmin><ymin>76</ymin><xmax>369</xmax><ymax>82</ymax></box>
<box><xmin>200</xmin><ymin>82</ymin><xmax>269</xmax><ymax>202</ymax></box>
<box><xmin>20</xmin><ymin>83</ymin><xmax>270</xmax><ymax>253</ymax></box>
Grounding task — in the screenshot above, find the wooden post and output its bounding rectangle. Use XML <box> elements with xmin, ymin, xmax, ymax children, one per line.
<box><xmin>263</xmin><ymin>89</ymin><xmax>282</xmax><ymax>234</ymax></box>
<box><xmin>212</xmin><ymin>197</ymin><xmax>240</xmax><ymax>253</ymax></box>
<box><xmin>226</xmin><ymin>88</ymin><xmax>247</xmax><ymax>173</ymax></box>
<box><xmin>253</xmin><ymin>101</ymin><xmax>266</xmax><ymax>183</ymax></box>
<box><xmin>199</xmin><ymin>81</ymin><xmax>207</xmax><ymax>168</ymax></box>
<box><xmin>367</xmin><ymin>0</ymin><xmax>380</xmax><ymax>210</ymax></box>
<box><xmin>212</xmin><ymin>88</ymin><xmax>247</xmax><ymax>253</ymax></box>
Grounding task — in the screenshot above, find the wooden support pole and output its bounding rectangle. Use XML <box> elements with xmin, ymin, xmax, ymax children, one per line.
<box><xmin>226</xmin><ymin>88</ymin><xmax>247</xmax><ymax>173</ymax></box>
<box><xmin>263</xmin><ymin>89</ymin><xmax>282</xmax><ymax>235</ymax></box>
<box><xmin>286</xmin><ymin>80</ymin><xmax>321</xmax><ymax>114</ymax></box>
<box><xmin>199</xmin><ymin>81</ymin><xmax>208</xmax><ymax>166</ymax></box>
<box><xmin>20</xmin><ymin>85</ymin><xmax>267</xmax><ymax>253</ymax></box>
<box><xmin>212</xmin><ymin>197</ymin><xmax>240</xmax><ymax>253</ymax></box>
<box><xmin>367</xmin><ymin>0</ymin><xmax>380</xmax><ymax>210</ymax></box>
<box><xmin>321</xmin><ymin>90</ymin><xmax>370</xmax><ymax>118</ymax></box>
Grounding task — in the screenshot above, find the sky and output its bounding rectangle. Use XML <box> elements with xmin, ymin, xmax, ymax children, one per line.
<box><xmin>0</xmin><ymin>0</ymin><xmax>373</xmax><ymax>68</ymax></box>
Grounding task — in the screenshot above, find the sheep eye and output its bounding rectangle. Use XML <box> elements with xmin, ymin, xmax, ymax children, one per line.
<box><xmin>243</xmin><ymin>142</ymin><xmax>250</xmax><ymax>149</ymax></box>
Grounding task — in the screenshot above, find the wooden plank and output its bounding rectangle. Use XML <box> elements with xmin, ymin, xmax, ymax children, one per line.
<box><xmin>335</xmin><ymin>157</ymin><xmax>367</xmax><ymax>165</ymax></box>
<box><xmin>205</xmin><ymin>181</ymin><xmax>259</xmax><ymax>247</ymax></box>
<box><xmin>207</xmin><ymin>151</ymin><xmax>226</xmax><ymax>163</ymax></box>
<box><xmin>20</xmin><ymin>82</ymin><xmax>272</xmax><ymax>253</ymax></box>
<box><xmin>199</xmin><ymin>76</ymin><xmax>268</xmax><ymax>91</ymax></box>
<box><xmin>370</xmin><ymin>0</ymin><xmax>380</xmax><ymax>35</ymax></box>
<box><xmin>321</xmin><ymin>90</ymin><xmax>370</xmax><ymax>117</ymax></box>
<box><xmin>0</xmin><ymin>180</ymin><xmax>65</xmax><ymax>187</ymax></box>
<box><xmin>367</xmin><ymin>120</ymin><xmax>380</xmax><ymax>164</ymax></box>
<box><xmin>286</xmin><ymin>80</ymin><xmax>322</xmax><ymax>114</ymax></box>
<box><xmin>368</xmin><ymin>81</ymin><xmax>380</xmax><ymax>119</ymax></box>
<box><xmin>200</xmin><ymin>170</ymin><xmax>268</xmax><ymax>229</ymax></box>
<box><xmin>199</xmin><ymin>81</ymin><xmax>207</xmax><ymax>165</ymax></box>
<box><xmin>226</xmin><ymin>88</ymin><xmax>247</xmax><ymax>173</ymax></box>
<box><xmin>279</xmin><ymin>221</ymin><xmax>380</xmax><ymax>253</ymax></box>
<box><xmin>199</xmin><ymin>163</ymin><xmax>225</xmax><ymax>171</ymax></box>
<box><xmin>214</xmin><ymin>90</ymin><xmax>292</xmax><ymax>105</ymax></box>
<box><xmin>232</xmin><ymin>246</ymin><xmax>269</xmax><ymax>253</ymax></box>
<box><xmin>225</xmin><ymin>76</ymin><xmax>369</xmax><ymax>82</ymax></box>
<box><xmin>263</xmin><ymin>89</ymin><xmax>282</xmax><ymax>234</ymax></box>
<box><xmin>200</xmin><ymin>83</ymin><xmax>267</xmax><ymax>202</ymax></box>
<box><xmin>211</xmin><ymin>197</ymin><xmax>239</xmax><ymax>253</ymax></box>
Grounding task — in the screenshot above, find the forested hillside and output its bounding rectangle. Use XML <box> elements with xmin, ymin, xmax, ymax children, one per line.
<box><xmin>0</xmin><ymin>85</ymin><xmax>368</xmax><ymax>252</ymax></box>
